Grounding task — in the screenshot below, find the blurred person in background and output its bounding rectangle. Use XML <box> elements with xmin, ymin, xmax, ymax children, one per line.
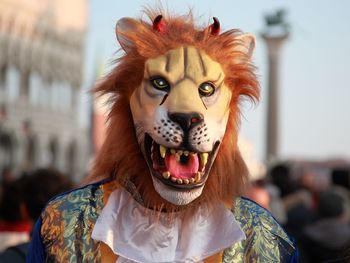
<box><xmin>245</xmin><ymin>177</ymin><xmax>288</xmax><ymax>225</ymax></box>
<box><xmin>299</xmin><ymin>189</ymin><xmax>350</xmax><ymax>262</ymax></box>
<box><xmin>332</xmin><ymin>168</ymin><xmax>350</xmax><ymax>190</ymax></box>
<box><xmin>270</xmin><ymin>163</ymin><xmax>316</xmax><ymax>240</ymax></box>
<box><xmin>0</xmin><ymin>168</ymin><xmax>73</xmax><ymax>262</ymax></box>
<box><xmin>0</xmin><ymin>166</ymin><xmax>15</xmax><ymax>187</ymax></box>
<box><xmin>331</xmin><ymin>168</ymin><xmax>350</xmax><ymax>224</ymax></box>
<box><xmin>0</xmin><ymin>167</ymin><xmax>15</xmax><ymax>203</ymax></box>
<box><xmin>245</xmin><ymin>179</ymin><xmax>270</xmax><ymax>210</ymax></box>
<box><xmin>265</xmin><ymin>181</ymin><xmax>288</xmax><ymax>225</ymax></box>
<box><xmin>0</xmin><ymin>176</ymin><xmax>30</xmax><ymax>252</ymax></box>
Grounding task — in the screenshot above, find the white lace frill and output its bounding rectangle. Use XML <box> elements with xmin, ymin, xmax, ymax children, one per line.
<box><xmin>92</xmin><ymin>188</ymin><xmax>245</xmax><ymax>263</ymax></box>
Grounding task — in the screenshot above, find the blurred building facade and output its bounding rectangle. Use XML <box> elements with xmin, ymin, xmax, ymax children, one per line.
<box><xmin>0</xmin><ymin>0</ymin><xmax>89</xmax><ymax>181</ymax></box>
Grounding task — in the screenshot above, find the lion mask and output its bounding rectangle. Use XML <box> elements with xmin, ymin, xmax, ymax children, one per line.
<box><xmin>91</xmin><ymin>10</ymin><xmax>259</xmax><ymax>210</ymax></box>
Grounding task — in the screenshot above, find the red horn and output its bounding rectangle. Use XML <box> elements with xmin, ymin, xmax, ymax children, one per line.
<box><xmin>209</xmin><ymin>17</ymin><xmax>220</xmax><ymax>36</ymax></box>
<box><xmin>153</xmin><ymin>15</ymin><xmax>166</xmax><ymax>33</ymax></box>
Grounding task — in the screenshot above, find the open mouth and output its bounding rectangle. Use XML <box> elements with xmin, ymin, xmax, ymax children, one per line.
<box><xmin>144</xmin><ymin>133</ymin><xmax>219</xmax><ymax>190</ymax></box>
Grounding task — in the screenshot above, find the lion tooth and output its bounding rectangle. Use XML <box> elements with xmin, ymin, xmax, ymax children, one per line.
<box><xmin>159</xmin><ymin>145</ymin><xmax>167</xmax><ymax>158</ymax></box>
<box><xmin>171</xmin><ymin>149</ymin><xmax>176</xmax><ymax>154</ymax></box>
<box><xmin>200</xmin><ymin>153</ymin><xmax>209</xmax><ymax>167</ymax></box>
<box><xmin>183</xmin><ymin>179</ymin><xmax>189</xmax><ymax>184</ymax></box>
<box><xmin>177</xmin><ymin>150</ymin><xmax>183</xmax><ymax>156</ymax></box>
<box><xmin>162</xmin><ymin>171</ymin><xmax>170</xmax><ymax>179</ymax></box>
<box><xmin>171</xmin><ymin>177</ymin><xmax>177</xmax><ymax>182</ymax></box>
<box><xmin>184</xmin><ymin>151</ymin><xmax>189</xmax><ymax>156</ymax></box>
<box><xmin>195</xmin><ymin>172</ymin><xmax>202</xmax><ymax>182</ymax></box>
<box><xmin>190</xmin><ymin>178</ymin><xmax>195</xmax><ymax>183</ymax></box>
<box><xmin>176</xmin><ymin>178</ymin><xmax>183</xmax><ymax>184</ymax></box>
<box><xmin>175</xmin><ymin>153</ymin><xmax>181</xmax><ymax>162</ymax></box>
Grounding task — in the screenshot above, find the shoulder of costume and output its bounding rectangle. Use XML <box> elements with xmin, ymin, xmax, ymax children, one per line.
<box><xmin>27</xmin><ymin>179</ymin><xmax>116</xmax><ymax>262</ymax></box>
<box><xmin>42</xmin><ymin>178</ymin><xmax>113</xmax><ymax>214</ymax></box>
<box><xmin>42</xmin><ymin>178</ymin><xmax>116</xmax><ymax>221</ymax></box>
<box><xmin>233</xmin><ymin>196</ymin><xmax>292</xmax><ymax>243</ymax></box>
<box><xmin>224</xmin><ymin>196</ymin><xmax>298</xmax><ymax>262</ymax></box>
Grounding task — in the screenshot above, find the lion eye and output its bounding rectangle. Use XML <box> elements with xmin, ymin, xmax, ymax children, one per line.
<box><xmin>150</xmin><ymin>77</ymin><xmax>170</xmax><ymax>91</ymax></box>
<box><xmin>199</xmin><ymin>82</ymin><xmax>215</xmax><ymax>97</ymax></box>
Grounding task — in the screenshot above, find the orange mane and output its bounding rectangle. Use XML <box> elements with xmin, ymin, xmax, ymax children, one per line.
<box><xmin>90</xmin><ymin>9</ymin><xmax>260</xmax><ymax>210</ymax></box>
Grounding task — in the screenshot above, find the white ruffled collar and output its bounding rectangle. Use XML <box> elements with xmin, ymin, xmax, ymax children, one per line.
<box><xmin>92</xmin><ymin>188</ymin><xmax>245</xmax><ymax>263</ymax></box>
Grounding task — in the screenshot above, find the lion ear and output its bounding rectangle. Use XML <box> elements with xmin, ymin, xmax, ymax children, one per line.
<box><xmin>235</xmin><ymin>33</ymin><xmax>256</xmax><ymax>60</ymax></box>
<box><xmin>116</xmin><ymin>17</ymin><xmax>144</xmax><ymax>53</ymax></box>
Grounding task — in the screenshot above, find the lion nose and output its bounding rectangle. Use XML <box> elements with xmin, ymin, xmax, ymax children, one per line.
<box><xmin>168</xmin><ymin>112</ymin><xmax>204</xmax><ymax>132</ymax></box>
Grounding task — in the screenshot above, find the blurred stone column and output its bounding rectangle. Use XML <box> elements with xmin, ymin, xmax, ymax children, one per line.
<box><xmin>262</xmin><ymin>10</ymin><xmax>289</xmax><ymax>163</ymax></box>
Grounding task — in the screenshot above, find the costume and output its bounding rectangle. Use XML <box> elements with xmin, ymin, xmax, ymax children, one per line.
<box><xmin>28</xmin><ymin>180</ymin><xmax>297</xmax><ymax>262</ymax></box>
<box><xmin>27</xmin><ymin>10</ymin><xmax>297</xmax><ymax>262</ymax></box>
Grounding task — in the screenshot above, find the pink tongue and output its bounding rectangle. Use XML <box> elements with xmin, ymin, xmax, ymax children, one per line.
<box><xmin>165</xmin><ymin>154</ymin><xmax>199</xmax><ymax>179</ymax></box>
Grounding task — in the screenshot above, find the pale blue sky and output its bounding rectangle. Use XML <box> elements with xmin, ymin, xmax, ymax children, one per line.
<box><xmin>84</xmin><ymin>0</ymin><xmax>350</xmax><ymax>161</ymax></box>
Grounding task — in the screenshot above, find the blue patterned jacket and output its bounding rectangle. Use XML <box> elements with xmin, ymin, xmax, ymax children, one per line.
<box><xmin>27</xmin><ymin>180</ymin><xmax>298</xmax><ymax>263</ymax></box>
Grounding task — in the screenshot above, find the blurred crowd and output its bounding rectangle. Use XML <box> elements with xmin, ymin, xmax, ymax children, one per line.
<box><xmin>0</xmin><ymin>167</ymin><xmax>74</xmax><ymax>262</ymax></box>
<box><xmin>0</xmin><ymin>162</ymin><xmax>349</xmax><ymax>262</ymax></box>
<box><xmin>246</xmin><ymin>163</ymin><xmax>350</xmax><ymax>262</ymax></box>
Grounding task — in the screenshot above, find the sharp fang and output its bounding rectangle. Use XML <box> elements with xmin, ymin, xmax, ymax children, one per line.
<box><xmin>176</xmin><ymin>178</ymin><xmax>183</xmax><ymax>184</ymax></box>
<box><xmin>190</xmin><ymin>178</ymin><xmax>195</xmax><ymax>183</ymax></box>
<box><xmin>159</xmin><ymin>145</ymin><xmax>167</xmax><ymax>158</ymax></box>
<box><xmin>177</xmin><ymin>150</ymin><xmax>183</xmax><ymax>156</ymax></box>
<box><xmin>183</xmin><ymin>179</ymin><xmax>189</xmax><ymax>184</ymax></box>
<box><xmin>171</xmin><ymin>177</ymin><xmax>177</xmax><ymax>182</ymax></box>
<box><xmin>195</xmin><ymin>172</ymin><xmax>202</xmax><ymax>182</ymax></box>
<box><xmin>162</xmin><ymin>171</ymin><xmax>170</xmax><ymax>179</ymax></box>
<box><xmin>175</xmin><ymin>153</ymin><xmax>181</xmax><ymax>162</ymax></box>
<box><xmin>200</xmin><ymin>153</ymin><xmax>209</xmax><ymax>167</ymax></box>
<box><xmin>184</xmin><ymin>151</ymin><xmax>189</xmax><ymax>156</ymax></box>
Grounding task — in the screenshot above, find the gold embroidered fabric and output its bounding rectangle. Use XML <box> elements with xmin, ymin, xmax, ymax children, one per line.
<box><xmin>40</xmin><ymin>181</ymin><xmax>296</xmax><ymax>262</ymax></box>
<box><xmin>222</xmin><ymin>197</ymin><xmax>296</xmax><ymax>262</ymax></box>
<box><xmin>41</xmin><ymin>183</ymin><xmax>104</xmax><ymax>262</ymax></box>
